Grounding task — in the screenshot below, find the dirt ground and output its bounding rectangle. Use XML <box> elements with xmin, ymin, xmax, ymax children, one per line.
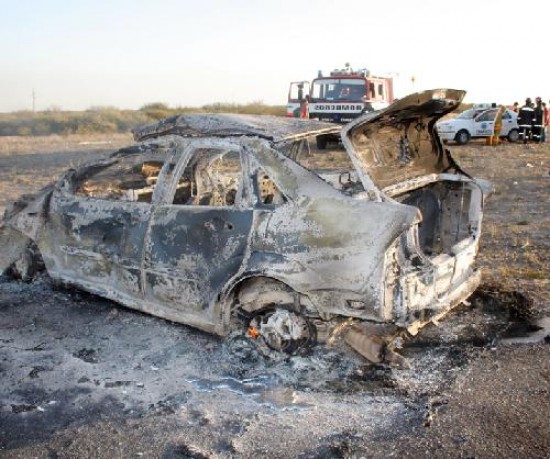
<box><xmin>0</xmin><ymin>135</ymin><xmax>549</xmax><ymax>458</ymax></box>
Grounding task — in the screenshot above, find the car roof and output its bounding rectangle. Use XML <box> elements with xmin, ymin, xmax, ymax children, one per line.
<box><xmin>474</xmin><ymin>107</ymin><xmax>515</xmax><ymax>116</ymax></box>
<box><xmin>465</xmin><ymin>106</ymin><xmax>513</xmax><ymax>113</ymax></box>
<box><xmin>133</xmin><ymin>113</ymin><xmax>341</xmax><ymax>144</ymax></box>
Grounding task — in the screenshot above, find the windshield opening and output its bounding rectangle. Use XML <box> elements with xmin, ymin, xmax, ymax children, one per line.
<box><xmin>288</xmin><ymin>81</ymin><xmax>309</xmax><ymax>103</ymax></box>
<box><xmin>311</xmin><ymin>78</ymin><xmax>366</xmax><ymax>102</ymax></box>
<box><xmin>475</xmin><ymin>109</ymin><xmax>497</xmax><ymax>122</ymax></box>
<box><xmin>456</xmin><ymin>108</ymin><xmax>487</xmax><ymax>120</ymax></box>
<box><xmin>456</xmin><ymin>109</ymin><xmax>476</xmax><ymax>120</ymax></box>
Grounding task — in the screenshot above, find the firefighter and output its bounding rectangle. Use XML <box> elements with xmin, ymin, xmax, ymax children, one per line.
<box><xmin>517</xmin><ymin>98</ymin><xmax>535</xmax><ymax>143</ymax></box>
<box><xmin>533</xmin><ymin>97</ymin><xmax>544</xmax><ymax>143</ymax></box>
<box><xmin>543</xmin><ymin>102</ymin><xmax>549</xmax><ymax>142</ymax></box>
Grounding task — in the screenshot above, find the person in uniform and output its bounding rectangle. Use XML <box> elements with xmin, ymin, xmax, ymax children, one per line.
<box><xmin>533</xmin><ymin>97</ymin><xmax>544</xmax><ymax>143</ymax></box>
<box><xmin>543</xmin><ymin>102</ymin><xmax>549</xmax><ymax>142</ymax></box>
<box><xmin>517</xmin><ymin>98</ymin><xmax>535</xmax><ymax>143</ymax></box>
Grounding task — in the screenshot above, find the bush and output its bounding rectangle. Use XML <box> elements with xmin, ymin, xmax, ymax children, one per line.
<box><xmin>0</xmin><ymin>102</ymin><xmax>287</xmax><ymax>137</ymax></box>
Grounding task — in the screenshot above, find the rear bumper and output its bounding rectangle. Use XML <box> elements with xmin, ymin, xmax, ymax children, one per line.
<box><xmin>406</xmin><ymin>268</ymin><xmax>482</xmax><ymax>335</ymax></box>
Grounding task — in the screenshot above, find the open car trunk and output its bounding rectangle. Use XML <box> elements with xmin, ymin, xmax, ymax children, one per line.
<box><xmin>387</xmin><ymin>174</ymin><xmax>485</xmax><ymax>333</ymax></box>
<box><xmin>342</xmin><ymin>89</ymin><xmax>489</xmax><ymax>332</ymax></box>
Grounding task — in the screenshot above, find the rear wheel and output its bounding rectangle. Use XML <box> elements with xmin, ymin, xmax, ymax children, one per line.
<box><xmin>232</xmin><ymin>278</ymin><xmax>315</xmax><ymax>354</ymax></box>
<box><xmin>507</xmin><ymin>128</ymin><xmax>519</xmax><ymax>142</ymax></box>
<box><xmin>249</xmin><ymin>308</ymin><xmax>312</xmax><ymax>353</ymax></box>
<box><xmin>455</xmin><ymin>130</ymin><xmax>470</xmax><ymax>145</ymax></box>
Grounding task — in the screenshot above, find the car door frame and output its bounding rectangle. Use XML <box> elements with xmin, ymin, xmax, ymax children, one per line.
<box><xmin>500</xmin><ymin>109</ymin><xmax>515</xmax><ymax>136</ymax></box>
<box><xmin>473</xmin><ymin>109</ymin><xmax>496</xmax><ymax>137</ymax></box>
<box><xmin>140</xmin><ymin>138</ymin><xmax>255</xmax><ymax>333</ymax></box>
<box><xmin>44</xmin><ymin>142</ymin><xmax>179</xmax><ymax>303</ymax></box>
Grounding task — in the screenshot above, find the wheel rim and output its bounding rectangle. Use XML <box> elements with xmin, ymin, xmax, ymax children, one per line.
<box><xmin>250</xmin><ymin>309</ymin><xmax>311</xmax><ymax>353</ymax></box>
<box><xmin>458</xmin><ymin>131</ymin><xmax>468</xmax><ymax>144</ymax></box>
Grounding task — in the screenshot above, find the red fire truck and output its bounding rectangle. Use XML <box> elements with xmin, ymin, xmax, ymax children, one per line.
<box><xmin>287</xmin><ymin>65</ymin><xmax>395</xmax><ymax>123</ymax></box>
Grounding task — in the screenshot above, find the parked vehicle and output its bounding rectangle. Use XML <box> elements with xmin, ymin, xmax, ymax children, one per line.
<box><xmin>0</xmin><ymin>89</ymin><xmax>490</xmax><ymax>362</ymax></box>
<box><xmin>436</xmin><ymin>107</ymin><xmax>519</xmax><ymax>144</ymax></box>
<box><xmin>287</xmin><ymin>65</ymin><xmax>395</xmax><ymax>149</ymax></box>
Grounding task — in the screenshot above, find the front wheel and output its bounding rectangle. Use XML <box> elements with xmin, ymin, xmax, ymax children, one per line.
<box><xmin>8</xmin><ymin>241</ymin><xmax>44</xmax><ymax>281</ymax></box>
<box><xmin>455</xmin><ymin>130</ymin><xmax>470</xmax><ymax>145</ymax></box>
<box><xmin>507</xmin><ymin>128</ymin><xmax>519</xmax><ymax>143</ymax></box>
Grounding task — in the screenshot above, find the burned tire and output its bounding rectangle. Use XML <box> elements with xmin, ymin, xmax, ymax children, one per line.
<box><xmin>454</xmin><ymin>130</ymin><xmax>470</xmax><ymax>145</ymax></box>
<box><xmin>248</xmin><ymin>307</ymin><xmax>313</xmax><ymax>353</ymax></box>
<box><xmin>232</xmin><ymin>278</ymin><xmax>315</xmax><ymax>354</ymax></box>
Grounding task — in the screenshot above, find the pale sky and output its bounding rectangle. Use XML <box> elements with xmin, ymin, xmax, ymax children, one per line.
<box><xmin>1</xmin><ymin>0</ymin><xmax>548</xmax><ymax>112</ymax></box>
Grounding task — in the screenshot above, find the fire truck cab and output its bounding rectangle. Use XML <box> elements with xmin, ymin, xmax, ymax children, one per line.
<box><xmin>287</xmin><ymin>66</ymin><xmax>394</xmax><ymax>123</ymax></box>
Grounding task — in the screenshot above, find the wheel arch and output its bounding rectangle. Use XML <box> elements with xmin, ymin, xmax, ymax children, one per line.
<box><xmin>215</xmin><ymin>272</ymin><xmax>315</xmax><ymax>335</ymax></box>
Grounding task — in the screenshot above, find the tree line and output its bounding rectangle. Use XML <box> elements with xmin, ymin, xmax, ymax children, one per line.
<box><xmin>0</xmin><ymin>102</ymin><xmax>286</xmax><ymax>136</ymax></box>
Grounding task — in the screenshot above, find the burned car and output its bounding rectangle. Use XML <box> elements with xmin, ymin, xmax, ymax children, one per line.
<box><xmin>0</xmin><ymin>89</ymin><xmax>490</xmax><ymax>362</ymax></box>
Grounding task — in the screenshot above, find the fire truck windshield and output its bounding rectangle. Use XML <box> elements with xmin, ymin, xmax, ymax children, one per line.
<box><xmin>311</xmin><ymin>78</ymin><xmax>366</xmax><ymax>102</ymax></box>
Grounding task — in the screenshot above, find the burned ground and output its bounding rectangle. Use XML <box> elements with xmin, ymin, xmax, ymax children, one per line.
<box><xmin>0</xmin><ymin>136</ymin><xmax>549</xmax><ymax>458</ymax></box>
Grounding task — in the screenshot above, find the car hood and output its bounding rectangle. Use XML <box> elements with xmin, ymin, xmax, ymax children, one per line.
<box><xmin>436</xmin><ymin>118</ymin><xmax>460</xmax><ymax>126</ymax></box>
<box><xmin>341</xmin><ymin>89</ymin><xmax>466</xmax><ymax>192</ymax></box>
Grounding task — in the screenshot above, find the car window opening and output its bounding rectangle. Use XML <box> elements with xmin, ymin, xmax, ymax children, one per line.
<box><xmin>281</xmin><ymin>137</ymin><xmax>365</xmax><ymax>196</ymax></box>
<box><xmin>311</xmin><ymin>78</ymin><xmax>367</xmax><ymax>102</ymax></box>
<box><xmin>172</xmin><ymin>149</ymin><xmax>243</xmax><ymax>207</ymax></box>
<box><xmin>253</xmin><ymin>167</ymin><xmax>287</xmax><ymax>206</ymax></box>
<box><xmin>74</xmin><ymin>152</ymin><xmax>168</xmax><ymax>203</ymax></box>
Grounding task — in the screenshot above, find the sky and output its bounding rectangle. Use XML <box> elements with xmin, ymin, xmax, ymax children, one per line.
<box><xmin>1</xmin><ymin>0</ymin><xmax>549</xmax><ymax>112</ymax></box>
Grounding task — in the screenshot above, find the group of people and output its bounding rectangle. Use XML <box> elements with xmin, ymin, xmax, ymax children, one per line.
<box><xmin>511</xmin><ymin>97</ymin><xmax>548</xmax><ymax>143</ymax></box>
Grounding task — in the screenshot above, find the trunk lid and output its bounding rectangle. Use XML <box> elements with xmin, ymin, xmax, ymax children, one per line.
<box><xmin>341</xmin><ymin>89</ymin><xmax>466</xmax><ymax>194</ymax></box>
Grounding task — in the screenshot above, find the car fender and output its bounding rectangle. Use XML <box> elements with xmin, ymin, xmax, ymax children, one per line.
<box><xmin>3</xmin><ymin>186</ymin><xmax>54</xmax><ymax>241</ymax></box>
<box><xmin>0</xmin><ymin>225</ymin><xmax>35</xmax><ymax>274</ymax></box>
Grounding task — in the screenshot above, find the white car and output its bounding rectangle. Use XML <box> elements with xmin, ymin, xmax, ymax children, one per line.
<box><xmin>436</xmin><ymin>107</ymin><xmax>519</xmax><ymax>145</ymax></box>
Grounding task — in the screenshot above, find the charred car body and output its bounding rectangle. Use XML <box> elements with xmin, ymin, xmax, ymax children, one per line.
<box><xmin>0</xmin><ymin>89</ymin><xmax>490</xmax><ymax>361</ymax></box>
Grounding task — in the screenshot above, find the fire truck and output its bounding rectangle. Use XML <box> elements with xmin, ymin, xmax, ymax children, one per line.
<box><xmin>287</xmin><ymin>65</ymin><xmax>395</xmax><ymax>122</ymax></box>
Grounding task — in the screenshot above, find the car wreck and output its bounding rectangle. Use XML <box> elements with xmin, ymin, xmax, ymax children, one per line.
<box><xmin>0</xmin><ymin>89</ymin><xmax>491</xmax><ymax>363</ymax></box>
